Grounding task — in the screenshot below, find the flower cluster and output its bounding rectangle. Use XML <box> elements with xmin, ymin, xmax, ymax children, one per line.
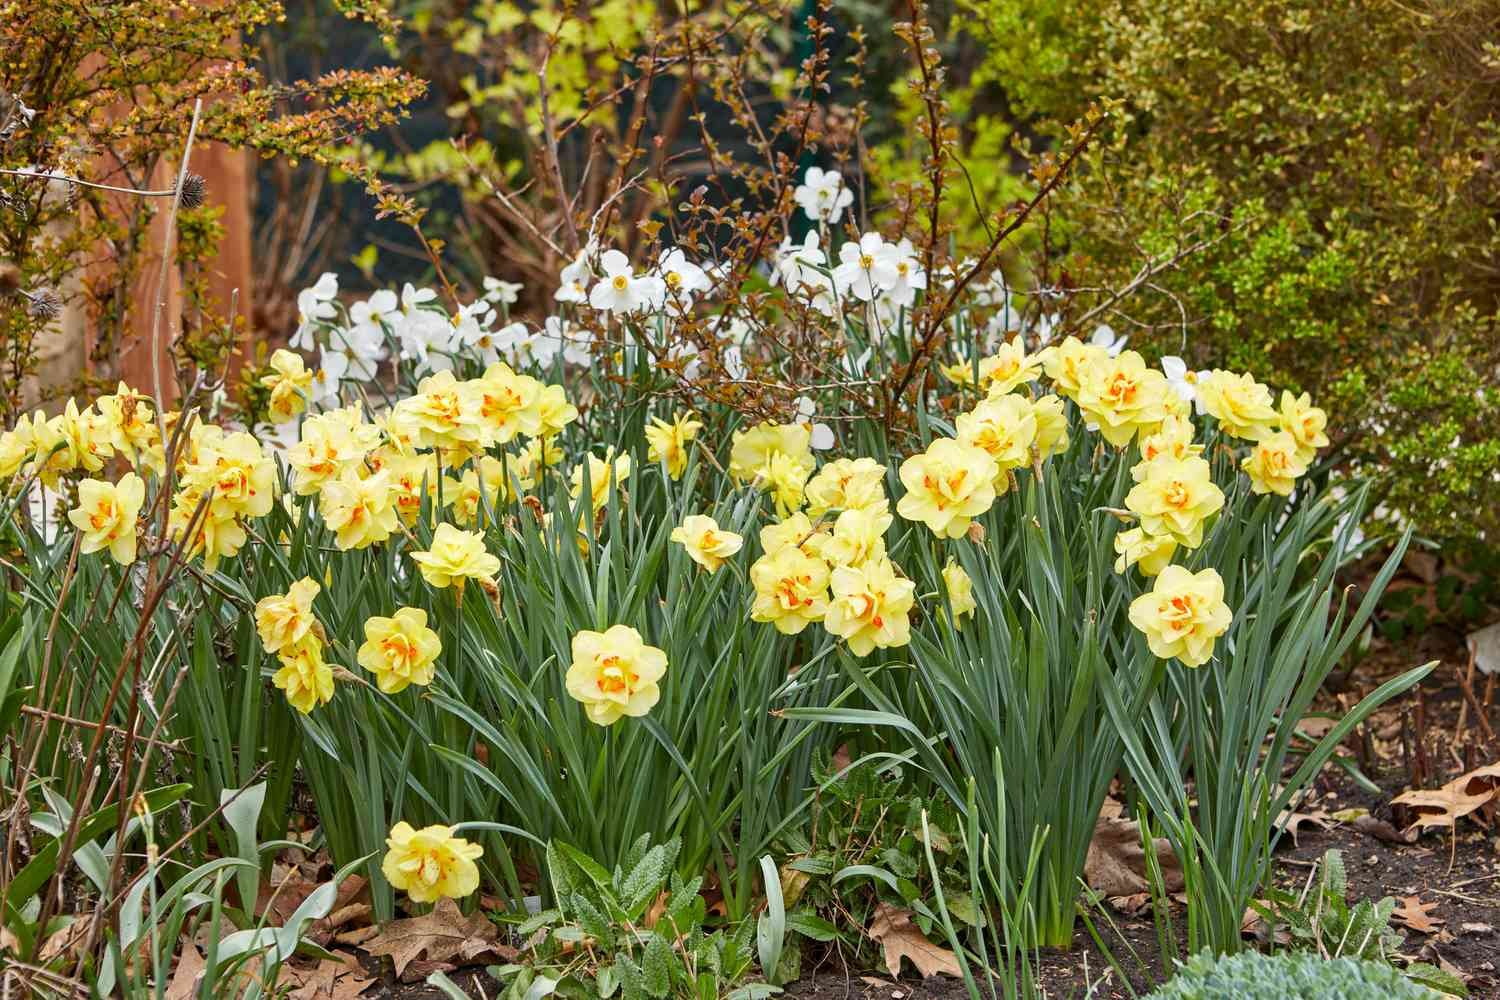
<box><xmin>254</xmin><ymin>578</ymin><xmax>335</xmax><ymax>714</ymax></box>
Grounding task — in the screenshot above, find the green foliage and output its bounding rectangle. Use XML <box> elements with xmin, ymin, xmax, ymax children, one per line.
<box><xmin>1146</xmin><ymin>950</ymin><xmax>1441</xmax><ymax>1000</ymax></box>
<box><xmin>1103</xmin><ymin>498</ymin><xmax>1429</xmax><ymax>956</ymax></box>
<box><xmin>947</xmin><ymin>0</ymin><xmax>1500</xmax><ymax>544</ymax></box>
<box><xmin>774</xmin><ymin>754</ymin><xmax>974</xmax><ymax>967</ymax></box>
<box><xmin>487</xmin><ymin>836</ymin><xmax>764</xmax><ymax>999</ymax></box>
<box><xmin>1253</xmin><ymin>850</ymin><xmax>1468</xmax><ymax>998</ymax></box>
<box><xmin>0</xmin><ymin>777</ymin><xmax>360</xmax><ymax>998</ymax></box>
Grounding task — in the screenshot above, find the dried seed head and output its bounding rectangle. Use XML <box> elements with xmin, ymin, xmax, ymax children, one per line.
<box><xmin>0</xmin><ymin>262</ymin><xmax>20</xmax><ymax>296</ymax></box>
<box><xmin>178</xmin><ymin>173</ymin><xmax>207</xmax><ymax>210</ymax></box>
<box><xmin>26</xmin><ymin>287</ymin><xmax>61</xmax><ymax>321</ymax></box>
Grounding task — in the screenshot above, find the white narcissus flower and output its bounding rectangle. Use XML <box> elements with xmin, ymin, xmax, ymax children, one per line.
<box><xmin>483</xmin><ymin>276</ymin><xmax>523</xmax><ymax>305</ymax></box>
<box><xmin>1161</xmin><ymin>356</ymin><xmax>1205</xmax><ymax>403</ymax></box>
<box><xmin>328</xmin><ymin>323</ymin><xmax>387</xmax><ymax>380</ymax></box>
<box><xmin>795</xmin><ymin>396</ymin><xmax>836</xmax><ymax>450</ymax></box>
<box><xmin>793</xmin><ymin>166</ymin><xmax>855</xmax><ymax>224</ymax></box>
<box><xmin>883</xmin><ymin>238</ymin><xmax>926</xmax><ymax>307</ymax></box>
<box><xmin>654</xmin><ymin>248</ymin><xmax>711</xmax><ymax>308</ymax></box>
<box><xmin>349</xmin><ymin>289</ymin><xmax>398</xmax><ymax>330</ymax></box>
<box><xmin>833</xmin><ymin>233</ymin><xmax>899</xmax><ymax>303</ymax></box>
<box><xmin>554</xmin><ymin>241</ymin><xmax>598</xmax><ymax>304</ymax></box>
<box><xmin>309</xmin><ymin>348</ymin><xmax>348</xmax><ymax>406</ymax></box>
<box><xmin>453</xmin><ymin>301</ymin><xmax>501</xmax><ymax>365</ymax></box>
<box><xmin>876</xmin><ymin>293</ymin><xmax>912</xmax><ymax>331</ymax></box>
<box><xmin>667</xmin><ymin>341</ymin><xmax>703</xmax><ymax>381</ymax></box>
<box><xmin>588</xmin><ymin>250</ymin><xmax>665</xmax><ymax>316</ymax></box>
<box><xmin>290</xmin><ymin>272</ymin><xmax>339</xmax><ymax>351</ymax></box>
<box><xmin>773</xmin><ymin>233</ymin><xmax>836</xmax><ymax>316</ymax></box>
<box><xmin>400</xmin><ymin>282</ymin><xmax>437</xmax><ymax>315</ymax></box>
<box><xmin>397</xmin><ymin>309</ymin><xmax>456</xmax><ymax>374</ymax></box>
<box><xmin>493</xmin><ymin>321</ymin><xmax>535</xmax><ymax>366</ymax></box>
<box><xmin>1030</xmin><ymin>312</ymin><xmax>1060</xmax><ymax>347</ymax></box>
<box><xmin>544</xmin><ymin>316</ymin><xmax>592</xmax><ymax>367</ymax></box>
<box><xmin>1090</xmin><ymin>324</ymin><xmax>1128</xmax><ymax>356</ymax></box>
<box><xmin>721</xmin><ymin>316</ymin><xmax>755</xmax><ymax>348</ymax></box>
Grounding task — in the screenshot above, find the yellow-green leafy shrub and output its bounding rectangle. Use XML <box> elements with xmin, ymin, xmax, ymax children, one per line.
<box><xmin>948</xmin><ymin>0</ymin><xmax>1500</xmax><ymax>543</ymax></box>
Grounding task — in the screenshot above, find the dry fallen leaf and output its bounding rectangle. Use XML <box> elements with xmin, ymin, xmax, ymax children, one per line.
<box><xmin>1276</xmin><ymin>807</ymin><xmax>1331</xmax><ymax>846</ymax></box>
<box><xmin>1107</xmin><ymin>892</ymin><xmax>1150</xmax><ymax>916</ymax></box>
<box><xmin>1391</xmin><ymin>762</ymin><xmax>1500</xmax><ymax>833</ymax></box>
<box><xmin>309</xmin><ymin>876</ymin><xmax>372</xmax><ymax>945</ymax></box>
<box><xmin>278</xmin><ymin>953</ymin><xmax>374</xmax><ymax>1000</ymax></box>
<box><xmin>1353</xmin><ymin>814</ymin><xmax>1417</xmax><ymax>845</ymax></box>
<box><xmin>779</xmin><ymin>864</ymin><xmax>812</xmax><ymax>910</ymax></box>
<box><xmin>165</xmin><ymin>943</ymin><xmax>207</xmax><ymax>1000</ymax></box>
<box><xmin>362</xmin><ymin>897</ymin><xmax>514</xmax><ymax>978</ymax></box>
<box><xmin>256</xmin><ymin>873</ymin><xmax>320</xmax><ymax>926</ymax></box>
<box><xmin>867</xmin><ymin>903</ymin><xmax>962</xmax><ymax>979</ymax></box>
<box><xmin>1084</xmin><ymin>816</ymin><xmax>1184</xmax><ymax>896</ymax></box>
<box><xmin>1294</xmin><ymin>716</ymin><xmax>1338</xmax><ymax>740</ymax></box>
<box><xmin>1392</xmin><ymin>895</ymin><xmax>1445</xmax><ymax>935</ymax></box>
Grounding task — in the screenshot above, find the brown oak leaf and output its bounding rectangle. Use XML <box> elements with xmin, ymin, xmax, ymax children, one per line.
<box><xmin>362</xmin><ymin>898</ymin><xmax>514</xmax><ymax>978</ymax></box>
<box><xmin>1084</xmin><ymin>816</ymin><xmax>1183</xmax><ymax>896</ymax></box>
<box><xmin>867</xmin><ymin>903</ymin><xmax>961</xmax><ymax>979</ymax></box>
<box><xmin>1392</xmin><ymin>762</ymin><xmax>1500</xmax><ymax>833</ymax></box>
<box><xmin>277</xmin><ymin>953</ymin><xmax>374</xmax><ymax>1000</ymax></box>
<box><xmin>1392</xmin><ymin>895</ymin><xmax>1445</xmax><ymax>935</ymax></box>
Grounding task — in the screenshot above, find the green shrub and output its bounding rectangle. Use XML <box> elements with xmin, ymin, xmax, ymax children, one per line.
<box><xmin>948</xmin><ymin>0</ymin><xmax>1500</xmax><ymax>545</ymax></box>
<box><xmin>1147</xmin><ymin>950</ymin><xmax>1439</xmax><ymax>1000</ymax></box>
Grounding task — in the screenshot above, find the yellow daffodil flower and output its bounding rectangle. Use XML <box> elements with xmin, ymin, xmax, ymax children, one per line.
<box><xmin>272</xmin><ymin>636</ymin><xmax>335</xmax><ymax>714</ymax></box>
<box><xmin>1075</xmin><ymin>351</ymin><xmax>1170</xmax><ymax>447</ymax></box>
<box><xmin>804</xmin><ymin>457</ymin><xmax>887</xmax><ymax>518</ymax></box>
<box><xmin>824</xmin><ymin>556</ymin><xmax>915</xmax><ymax>655</ymax></box>
<box><xmin>410</xmin><ymin>523</ymin><xmax>501</xmax><ymax>589</ymax></box>
<box><xmin>980</xmin><ymin>337</ymin><xmax>1044</xmax><ymax>396</ymax></box>
<box><xmin>728</xmin><ymin>422</ymin><xmax>813</xmax><ymax>484</ymax></box>
<box><xmin>535</xmin><ymin>384</ymin><xmax>579</xmax><ymax>438</ymax></box>
<box><xmin>570</xmin><ymin>451</ymin><xmax>632</xmax><ymax>513</ymax></box>
<box><xmin>750</xmin><ymin>545</ymin><xmax>831</xmax><ymax>634</ymax></box>
<box><xmin>896</xmin><ymin>437</ymin><xmax>998</xmax><ymax>539</ymax></box>
<box><xmin>319</xmin><ymin>470</ymin><xmax>399</xmax><ymax>550</ymax></box>
<box><xmin>1030</xmin><ymin>395</ymin><xmax>1071</xmax><ymax>460</ymax></box>
<box><xmin>381</xmin><ymin>822</ymin><xmax>483</xmax><ymax>903</ymax></box>
<box><xmin>1135</xmin><ymin>414</ymin><xmax>1201</xmax><ymax>472</ymax></box>
<box><xmin>1124</xmin><ymin>455</ymin><xmax>1225</xmax><ymax>548</ymax></box>
<box><xmin>254</xmin><ymin>577</ymin><xmax>321</xmax><ymax>654</ymax></box>
<box><xmin>474</xmin><ymin>363</ymin><xmax>543</xmax><ymax>445</ymax></box>
<box><xmin>67</xmin><ymin>472</ymin><xmax>145</xmax><ymax>566</ymax></box>
<box><xmin>1128</xmin><ymin>565</ymin><xmax>1232</xmax><ymax>667</ymax></box>
<box><xmin>565</xmin><ymin>624</ymin><xmax>668</xmax><ymax>726</ymax></box>
<box><xmin>822</xmin><ymin>505</ymin><xmax>891</xmax><ymax>568</ymax></box>
<box><xmin>942</xmin><ymin>558</ymin><xmax>977</xmax><ymax>625</ymax></box>
<box><xmin>1196</xmin><ymin>370</ymin><xmax>1278</xmax><ymax>441</ymax></box>
<box><xmin>261</xmin><ymin>349</ymin><xmax>314</xmax><ymax>423</ymax></box>
<box><xmin>1242</xmin><ymin>430</ymin><xmax>1310</xmax><ymax>496</ymax></box>
<box><xmin>645</xmin><ymin>411</ymin><xmax>703</xmax><ymax>480</ymax></box>
<box><xmin>358</xmin><ymin>607</ymin><xmax>442</xmax><ymax>694</ymax></box>
<box><xmin>669</xmin><ymin>514</ymin><xmax>743</xmax><ymax>572</ymax></box>
<box><xmin>1278</xmin><ymin>391</ymin><xmax>1329</xmax><ymax>461</ymax></box>
<box><xmin>1039</xmin><ymin>336</ymin><xmax>1109</xmax><ymax>399</ymax></box>
<box><xmin>1112</xmin><ymin>527</ymin><xmax>1177</xmax><ymax>576</ymax></box>
<box><xmin>956</xmin><ymin>394</ymin><xmax>1037</xmax><ymax>488</ymax></box>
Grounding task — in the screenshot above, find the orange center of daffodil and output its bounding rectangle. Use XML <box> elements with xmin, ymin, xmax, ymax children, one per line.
<box><xmin>596</xmin><ymin>654</ymin><xmax>638</xmax><ymax>694</ymax></box>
